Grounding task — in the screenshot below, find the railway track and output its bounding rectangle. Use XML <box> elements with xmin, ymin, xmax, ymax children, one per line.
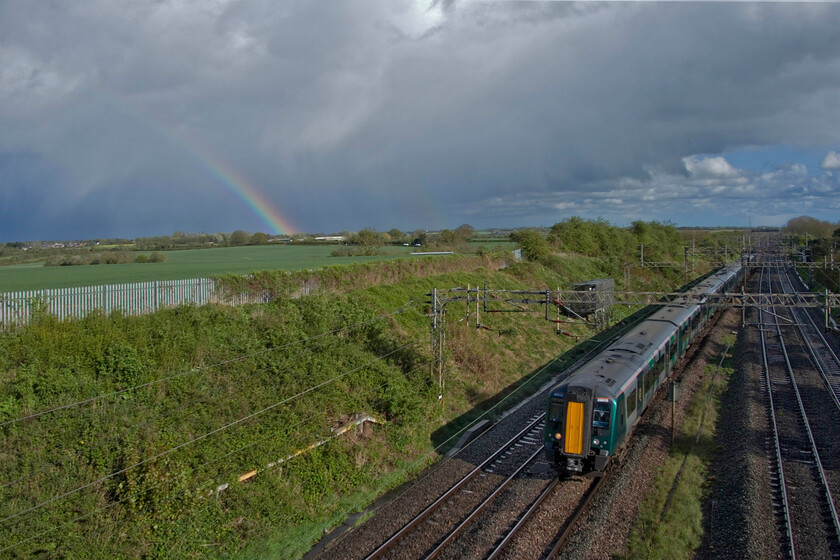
<box><xmin>363</xmin><ymin>413</ymin><xmax>548</xmax><ymax>560</ymax></box>
<box><xmin>785</xmin><ymin>275</ymin><xmax>840</xmax><ymax>412</ymax></box>
<box><xmin>759</xmin><ymin>264</ymin><xmax>840</xmax><ymax>558</ymax></box>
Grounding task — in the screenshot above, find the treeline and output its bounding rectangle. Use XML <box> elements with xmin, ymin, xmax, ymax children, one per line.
<box><xmin>331</xmin><ymin>225</ymin><xmax>476</xmax><ymax>257</ymax></box>
<box><xmin>782</xmin><ymin>216</ymin><xmax>840</xmax><ymax>264</ymax></box>
<box><xmin>512</xmin><ymin>217</ymin><xmax>687</xmax><ymax>265</ymax></box>
<box><xmin>782</xmin><ymin>215</ymin><xmax>839</xmax><ymax>240</ymax></box>
<box><xmin>133</xmin><ymin>230</ymin><xmax>276</xmax><ymax>250</ymax></box>
<box><xmin>44</xmin><ymin>252</ymin><xmax>166</xmax><ymax>266</ymax></box>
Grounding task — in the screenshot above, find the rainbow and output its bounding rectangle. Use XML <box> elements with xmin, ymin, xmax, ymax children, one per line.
<box><xmin>178</xmin><ymin>144</ymin><xmax>298</xmax><ymax>235</ymax></box>
<box><xmin>102</xmin><ymin>93</ymin><xmax>298</xmax><ymax>235</ymax></box>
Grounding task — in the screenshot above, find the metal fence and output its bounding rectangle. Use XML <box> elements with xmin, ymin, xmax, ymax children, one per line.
<box><xmin>0</xmin><ymin>278</ymin><xmax>270</xmax><ymax>328</ymax></box>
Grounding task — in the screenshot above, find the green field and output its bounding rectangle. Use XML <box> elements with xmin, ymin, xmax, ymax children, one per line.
<box><xmin>0</xmin><ymin>245</ymin><xmax>420</xmax><ymax>292</ymax></box>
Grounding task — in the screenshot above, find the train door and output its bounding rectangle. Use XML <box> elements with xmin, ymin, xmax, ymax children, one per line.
<box><xmin>679</xmin><ymin>323</ymin><xmax>690</xmax><ymax>354</ymax></box>
<box><xmin>655</xmin><ymin>350</ymin><xmax>668</xmax><ymax>387</ymax></box>
<box><xmin>565</xmin><ymin>401</ymin><xmax>585</xmax><ymax>454</ymax></box>
<box><xmin>615</xmin><ymin>394</ymin><xmax>627</xmax><ymax>447</ymax></box>
<box><xmin>561</xmin><ymin>386</ymin><xmax>593</xmax><ymax>464</ymax></box>
<box><xmin>625</xmin><ymin>383</ymin><xmax>638</xmax><ymax>427</ymax></box>
<box><xmin>644</xmin><ymin>362</ymin><xmax>656</xmax><ymax>402</ymax></box>
<box><xmin>667</xmin><ymin>336</ymin><xmax>677</xmax><ymax>370</ymax></box>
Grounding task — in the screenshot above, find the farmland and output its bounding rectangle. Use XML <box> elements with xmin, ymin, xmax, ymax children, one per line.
<box><xmin>0</xmin><ymin>244</ymin><xmax>419</xmax><ymax>292</ymax></box>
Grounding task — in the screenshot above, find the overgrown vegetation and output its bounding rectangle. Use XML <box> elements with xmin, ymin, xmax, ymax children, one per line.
<box><xmin>0</xmin><ymin>221</ymin><xmax>722</xmax><ymax>558</ymax></box>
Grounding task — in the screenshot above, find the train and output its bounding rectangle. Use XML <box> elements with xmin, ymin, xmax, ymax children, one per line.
<box><xmin>544</xmin><ymin>261</ymin><xmax>744</xmax><ymax>476</ymax></box>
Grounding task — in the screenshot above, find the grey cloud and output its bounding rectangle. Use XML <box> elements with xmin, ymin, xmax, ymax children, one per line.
<box><xmin>1</xmin><ymin>1</ymin><xmax>840</xmax><ymax>240</ymax></box>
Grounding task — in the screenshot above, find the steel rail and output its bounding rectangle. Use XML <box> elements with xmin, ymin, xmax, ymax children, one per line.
<box><xmin>775</xmin><ymin>269</ymin><xmax>840</xmax><ymax>544</ymax></box>
<box><xmin>363</xmin><ymin>413</ymin><xmax>546</xmax><ymax>560</ymax></box>
<box><xmin>424</xmin><ymin>446</ymin><xmax>545</xmax><ymax>560</ymax></box>
<box><xmin>784</xmin><ymin>274</ymin><xmax>840</xmax><ymax>414</ymax></box>
<box><xmin>758</xmin><ymin>266</ymin><xmax>796</xmax><ymax>559</ymax></box>
<box><xmin>543</xmin><ymin>475</ymin><xmax>606</xmax><ymax>559</ymax></box>
<box><xmin>763</xmin><ymin>265</ymin><xmax>840</xmax><ymax>556</ymax></box>
<box><xmin>485</xmin><ymin>477</ymin><xmax>560</xmax><ymax>560</ymax></box>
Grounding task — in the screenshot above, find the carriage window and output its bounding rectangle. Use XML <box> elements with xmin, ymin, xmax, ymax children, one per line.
<box><xmin>592</xmin><ymin>401</ymin><xmax>611</xmax><ymax>436</ymax></box>
<box><xmin>549</xmin><ymin>398</ymin><xmax>565</xmax><ymax>422</ymax></box>
<box><xmin>627</xmin><ymin>389</ymin><xmax>637</xmax><ymax>415</ymax></box>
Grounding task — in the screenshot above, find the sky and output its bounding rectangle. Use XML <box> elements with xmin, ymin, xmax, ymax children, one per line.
<box><xmin>1</xmin><ymin>0</ymin><xmax>840</xmax><ymax>241</ymax></box>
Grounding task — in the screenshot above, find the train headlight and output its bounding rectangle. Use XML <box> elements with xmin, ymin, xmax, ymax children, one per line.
<box><xmin>555</xmin><ymin>432</ymin><xmax>562</xmax><ymax>440</ymax></box>
<box><xmin>593</xmin><ymin>438</ymin><xmax>600</xmax><ymax>446</ymax></box>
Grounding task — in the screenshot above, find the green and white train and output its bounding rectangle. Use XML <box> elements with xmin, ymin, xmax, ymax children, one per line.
<box><xmin>544</xmin><ymin>261</ymin><xmax>743</xmax><ymax>476</ymax></box>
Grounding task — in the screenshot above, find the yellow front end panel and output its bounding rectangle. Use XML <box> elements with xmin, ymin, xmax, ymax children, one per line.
<box><xmin>564</xmin><ymin>401</ymin><xmax>584</xmax><ymax>455</ymax></box>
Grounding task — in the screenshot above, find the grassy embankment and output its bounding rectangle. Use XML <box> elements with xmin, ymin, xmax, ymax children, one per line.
<box><xmin>0</xmin><ymin>224</ymin><xmax>704</xmax><ymax>559</ymax></box>
<box><xmin>625</xmin><ymin>334</ymin><xmax>737</xmax><ymax>559</ymax></box>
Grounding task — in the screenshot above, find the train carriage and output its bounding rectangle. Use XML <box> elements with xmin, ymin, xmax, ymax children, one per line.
<box><xmin>544</xmin><ymin>261</ymin><xmax>742</xmax><ymax>476</ymax></box>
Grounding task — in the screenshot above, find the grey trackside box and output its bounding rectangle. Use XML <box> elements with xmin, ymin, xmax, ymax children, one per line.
<box><xmin>568</xmin><ymin>278</ymin><xmax>614</xmax><ymax>316</ymax></box>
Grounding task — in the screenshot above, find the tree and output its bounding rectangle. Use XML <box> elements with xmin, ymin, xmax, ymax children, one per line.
<box><xmin>783</xmin><ymin>216</ymin><xmax>836</xmax><ymax>239</ymax></box>
<box><xmin>230</xmin><ymin>230</ymin><xmax>249</xmax><ymax>246</ymax></box>
<box><xmin>412</xmin><ymin>229</ymin><xmax>427</xmax><ymax>246</ymax></box>
<box><xmin>352</xmin><ymin>229</ymin><xmax>383</xmax><ymax>254</ymax></box>
<box><xmin>511</xmin><ymin>230</ymin><xmax>550</xmax><ymax>262</ymax></box>
<box><xmin>388</xmin><ymin>228</ymin><xmax>403</xmax><ymax>243</ymax></box>
<box><xmin>437</xmin><ymin>229</ymin><xmax>457</xmax><ymax>245</ymax></box>
<box><xmin>454</xmin><ymin>224</ymin><xmax>474</xmax><ymax>241</ymax></box>
<box><xmin>250</xmin><ymin>232</ymin><xmax>268</xmax><ymax>245</ymax></box>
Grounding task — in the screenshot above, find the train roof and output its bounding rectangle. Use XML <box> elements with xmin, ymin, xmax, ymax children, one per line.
<box><xmin>559</xmin><ymin>317</ymin><xmax>677</xmax><ymax>397</ymax></box>
<box><xmin>555</xmin><ymin>261</ymin><xmax>742</xmax><ymax>400</ymax></box>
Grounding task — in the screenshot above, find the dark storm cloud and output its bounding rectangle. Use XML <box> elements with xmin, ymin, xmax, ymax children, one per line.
<box><xmin>1</xmin><ymin>1</ymin><xmax>839</xmax><ymax>240</ymax></box>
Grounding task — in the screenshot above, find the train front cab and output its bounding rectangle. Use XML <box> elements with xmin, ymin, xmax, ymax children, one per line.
<box><xmin>545</xmin><ymin>385</ymin><xmax>617</xmax><ymax>476</ymax></box>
